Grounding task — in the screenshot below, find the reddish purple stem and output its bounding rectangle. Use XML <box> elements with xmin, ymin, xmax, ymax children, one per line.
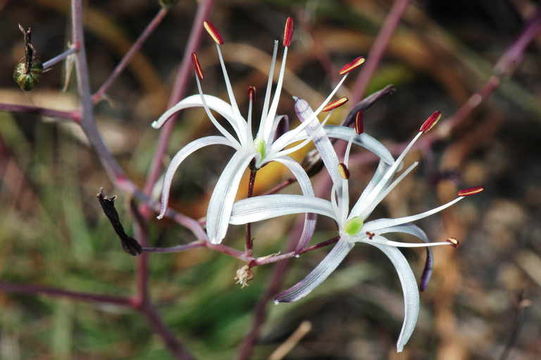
<box><xmin>350</xmin><ymin>0</ymin><xmax>411</xmax><ymax>103</ymax></box>
<box><xmin>92</xmin><ymin>8</ymin><xmax>169</xmax><ymax>103</ymax></box>
<box><xmin>0</xmin><ymin>282</ymin><xmax>133</xmax><ymax>306</ymax></box>
<box><xmin>143</xmin><ymin>0</ymin><xmax>215</xmax><ymax>196</ymax></box>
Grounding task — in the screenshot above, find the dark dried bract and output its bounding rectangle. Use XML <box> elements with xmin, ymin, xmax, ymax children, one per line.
<box><xmin>97</xmin><ymin>188</ymin><xmax>142</xmax><ymax>256</ymax></box>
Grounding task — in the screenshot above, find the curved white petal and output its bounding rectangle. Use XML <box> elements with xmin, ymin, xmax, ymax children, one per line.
<box><xmin>230</xmin><ymin>195</ymin><xmax>335</xmax><ymax>225</ymax></box>
<box><xmin>151</xmin><ymin>94</ymin><xmax>245</xmax><ymax>146</ymax></box>
<box><xmin>214</xmin><ymin>44</ymin><xmax>243</xmax><ymax>121</ymax></box>
<box><xmin>260</xmin><ymin>41</ymin><xmax>279</xmax><ymax>125</ymax></box>
<box><xmin>324</xmin><ymin>125</ymin><xmax>394</xmax><ymax>165</ymax></box>
<box><xmin>377</xmin><ymin>224</ymin><xmax>434</xmax><ymax>291</ymax></box>
<box><xmin>290</xmin><ymin>97</ymin><xmax>341</xmax><ymax>184</ymax></box>
<box><xmin>260</xmin><ymin>48</ymin><xmax>289</xmax><ymax>142</ymax></box>
<box><xmin>364</xmin><ymin>197</ymin><xmax>464</xmax><ymax>232</ymax></box>
<box><xmin>353</xmin><ymin>161</ymin><xmax>419</xmax><ymax>219</ymax></box>
<box><xmin>157</xmin><ymin>136</ymin><xmax>234</xmax><ymax>219</ymax></box>
<box><xmin>361</xmin><ymin>132</ymin><xmax>423</xmax><ymax>209</ymax></box>
<box><xmin>275</xmin><ymin>237</ymin><xmax>354</xmax><ymax>303</ymax></box>
<box><xmin>206</xmin><ymin>151</ymin><xmax>255</xmax><ymax>244</ymax></box>
<box><xmin>350</xmin><ymin>160</ymin><xmax>390</xmax><ymax>217</ymax></box>
<box><xmin>158</xmin><ymin>136</ymin><xmax>235</xmax><ymax>219</ymax></box>
<box><xmin>274</xmin><ymin>157</ymin><xmax>317</xmax><ymax>251</ymax></box>
<box><xmin>369</xmin><ymin>240</ymin><xmax>420</xmax><ymax>352</ymax></box>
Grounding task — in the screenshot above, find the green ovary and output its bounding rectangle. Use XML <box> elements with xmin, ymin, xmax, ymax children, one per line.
<box><xmin>344</xmin><ymin>216</ymin><xmax>364</xmax><ymax>236</ymax></box>
<box><xmin>254</xmin><ymin>139</ymin><xmax>266</xmax><ymax>160</ymax></box>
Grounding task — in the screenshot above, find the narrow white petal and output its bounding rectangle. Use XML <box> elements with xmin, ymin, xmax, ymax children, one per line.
<box><xmin>260</xmin><ymin>40</ymin><xmax>279</xmax><ymax>124</ymax></box>
<box><xmin>214</xmin><ymin>44</ymin><xmax>243</xmax><ymax>121</ymax></box>
<box><xmin>157</xmin><ymin>136</ymin><xmax>234</xmax><ymax>219</ymax></box>
<box><xmin>377</xmin><ymin>224</ymin><xmax>429</xmax><ymax>243</ymax></box>
<box><xmin>369</xmin><ymin>240</ymin><xmax>420</xmax><ymax>352</ymax></box>
<box><xmin>230</xmin><ymin>195</ymin><xmax>335</xmax><ymax>225</ymax></box>
<box><xmin>353</xmin><ymin>161</ymin><xmax>419</xmax><ymax>219</ymax></box>
<box><xmin>274</xmin><ymin>157</ymin><xmax>316</xmax><ymax>250</ymax></box>
<box><xmin>291</xmin><ymin>97</ymin><xmax>341</xmax><ymax>184</ymax></box>
<box><xmin>352</xmin><ymin>160</ymin><xmax>390</xmax><ymax>215</ymax></box>
<box><xmin>364</xmin><ymin>197</ymin><xmax>464</xmax><ymax>232</ymax></box>
<box><xmin>275</xmin><ymin>237</ymin><xmax>354</xmax><ymax>303</ymax></box>
<box><xmin>194</xmin><ymin>78</ymin><xmax>247</xmax><ymax>146</ymax></box>
<box><xmin>260</xmin><ymin>48</ymin><xmax>289</xmax><ymax>142</ymax></box>
<box><xmin>358</xmin><ymin>237</ymin><xmax>449</xmax><ymax>248</ymax></box>
<box><xmin>152</xmin><ymin>93</ymin><xmax>243</xmax><ymax>147</ymax></box>
<box><xmin>324</xmin><ymin>125</ymin><xmax>394</xmax><ymax>165</ymax></box>
<box><xmin>362</xmin><ymin>132</ymin><xmax>423</xmax><ymax>208</ymax></box>
<box><xmin>206</xmin><ymin>151</ymin><xmax>255</xmax><ymax>244</ymax></box>
<box><xmin>377</xmin><ymin>223</ymin><xmax>434</xmax><ymax>290</ymax></box>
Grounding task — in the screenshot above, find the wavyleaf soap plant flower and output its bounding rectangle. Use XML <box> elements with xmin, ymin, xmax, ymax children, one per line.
<box><xmin>152</xmin><ymin>18</ymin><xmax>366</xmax><ymax>244</ymax></box>
<box><xmin>230</xmin><ymin>108</ymin><xmax>484</xmax><ymax>351</ymax></box>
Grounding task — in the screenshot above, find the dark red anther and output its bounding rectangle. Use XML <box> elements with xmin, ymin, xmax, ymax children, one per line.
<box><xmin>203</xmin><ymin>20</ymin><xmax>223</xmax><ymax>45</ymax></box>
<box><xmin>457</xmin><ymin>186</ymin><xmax>484</xmax><ymax>197</ymax></box>
<box><xmin>339</xmin><ymin>56</ymin><xmax>365</xmax><ymax>75</ymax></box>
<box><xmin>419</xmin><ymin>111</ymin><xmax>442</xmax><ymax>133</ymax></box>
<box><xmin>191</xmin><ymin>52</ymin><xmax>204</xmax><ymax>80</ymax></box>
<box><xmin>248</xmin><ymin>86</ymin><xmax>256</xmax><ymax>102</ymax></box>
<box><xmin>354</xmin><ymin>111</ymin><xmax>364</xmax><ymax>134</ymax></box>
<box><xmin>322</xmin><ymin>97</ymin><xmax>348</xmax><ymax>112</ymax></box>
<box><xmin>283</xmin><ymin>17</ymin><xmax>294</xmax><ymax>47</ymax></box>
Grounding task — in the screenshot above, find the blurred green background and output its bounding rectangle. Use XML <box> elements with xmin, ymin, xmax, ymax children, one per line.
<box><xmin>1</xmin><ymin>0</ymin><xmax>540</xmax><ymax>359</ymax></box>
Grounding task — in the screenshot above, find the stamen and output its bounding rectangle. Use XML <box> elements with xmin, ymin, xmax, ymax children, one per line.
<box><xmin>203</xmin><ymin>20</ymin><xmax>223</xmax><ymax>45</ymax></box>
<box><xmin>458</xmin><ymin>186</ymin><xmax>484</xmax><ymax>197</ymax></box>
<box><xmin>354</xmin><ymin>111</ymin><xmax>364</xmax><ymax>134</ymax></box>
<box><xmin>283</xmin><ymin>17</ymin><xmax>294</xmax><ymax>47</ymax></box>
<box><xmin>247</xmin><ymin>86</ymin><xmax>255</xmax><ymax>135</ymax></box>
<box><xmin>322</xmin><ymin>97</ymin><xmax>348</xmax><ymax>112</ymax></box>
<box><xmin>339</xmin><ymin>56</ymin><xmax>365</xmax><ymax>75</ymax></box>
<box><xmin>419</xmin><ymin>111</ymin><xmax>442</xmax><ymax>133</ymax></box>
<box><xmin>248</xmin><ymin>86</ymin><xmax>256</xmax><ymax>102</ymax></box>
<box><xmin>446</xmin><ymin>237</ymin><xmax>460</xmax><ymax>248</ymax></box>
<box><xmin>338</xmin><ymin>163</ymin><xmax>350</xmax><ymax>179</ymax></box>
<box><xmin>191</xmin><ymin>52</ymin><xmax>204</xmax><ymax>80</ymax></box>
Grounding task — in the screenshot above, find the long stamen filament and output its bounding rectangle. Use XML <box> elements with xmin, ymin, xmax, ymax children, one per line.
<box><xmin>357</xmin><ymin>161</ymin><xmax>419</xmax><ymax>218</ymax></box>
<box><xmin>261</xmin><ymin>41</ymin><xmax>279</xmax><ymax>123</ymax></box>
<box><xmin>194</xmin><ymin>76</ymin><xmax>240</xmax><ymax>148</ymax></box>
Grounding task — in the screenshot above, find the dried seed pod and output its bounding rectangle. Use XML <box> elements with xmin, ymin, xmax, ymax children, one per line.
<box><xmin>14</xmin><ymin>25</ymin><xmax>43</xmax><ymax>91</ymax></box>
<box><xmin>13</xmin><ymin>59</ymin><xmax>43</xmax><ymax>91</ymax></box>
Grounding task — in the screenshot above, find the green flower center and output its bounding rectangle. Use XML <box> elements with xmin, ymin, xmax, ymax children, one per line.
<box><xmin>254</xmin><ymin>138</ymin><xmax>266</xmax><ymax>160</ymax></box>
<box><xmin>343</xmin><ymin>216</ymin><xmax>364</xmax><ymax>236</ymax></box>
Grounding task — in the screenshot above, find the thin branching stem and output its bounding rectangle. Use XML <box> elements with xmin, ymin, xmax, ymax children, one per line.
<box><xmin>245</xmin><ymin>167</ymin><xmax>258</xmax><ymax>255</ymax></box>
<box><xmin>92</xmin><ymin>8</ymin><xmax>169</xmax><ymax>103</ymax></box>
<box><xmin>42</xmin><ymin>46</ymin><xmax>78</xmax><ymax>69</ymax></box>
<box><xmin>143</xmin><ymin>0</ymin><xmax>215</xmax><ymax>196</ymax></box>
<box><xmin>350</xmin><ymin>0</ymin><xmax>411</xmax><ymax>103</ymax></box>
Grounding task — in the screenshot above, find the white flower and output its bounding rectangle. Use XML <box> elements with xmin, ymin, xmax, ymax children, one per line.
<box><xmin>230</xmin><ymin>103</ymin><xmax>484</xmax><ymax>351</ymax></box>
<box><xmin>152</xmin><ymin>18</ymin><xmax>365</xmax><ymax>244</ymax></box>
